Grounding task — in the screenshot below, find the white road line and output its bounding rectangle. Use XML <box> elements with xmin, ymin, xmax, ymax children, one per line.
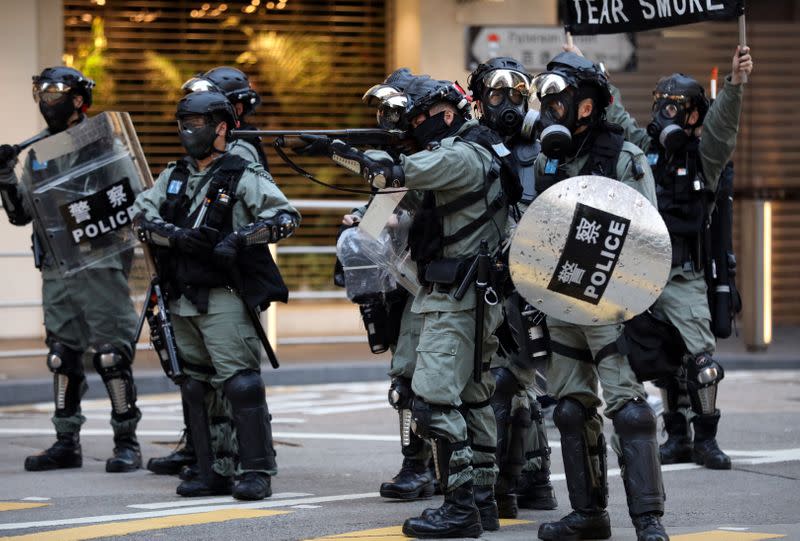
<box><xmin>21</xmin><ymin>497</ymin><xmax>50</xmax><ymax>502</ymax></box>
<box><xmin>0</xmin><ymin>492</ymin><xmax>379</xmax><ymax>531</ymax></box>
<box><xmin>128</xmin><ymin>492</ymin><xmax>313</xmax><ymax>510</ymax></box>
<box><xmin>73</xmin><ymin>413</ymin><xmax>307</xmax><ymax>425</ymax></box>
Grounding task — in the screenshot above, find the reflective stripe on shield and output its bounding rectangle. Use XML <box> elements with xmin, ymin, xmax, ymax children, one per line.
<box><xmin>509</xmin><ymin>175</ymin><xmax>671</xmax><ymax>326</ymax></box>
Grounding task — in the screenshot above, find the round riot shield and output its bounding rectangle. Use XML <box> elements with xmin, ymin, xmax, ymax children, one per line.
<box><xmin>509</xmin><ymin>175</ymin><xmax>671</xmax><ymax>326</ymax></box>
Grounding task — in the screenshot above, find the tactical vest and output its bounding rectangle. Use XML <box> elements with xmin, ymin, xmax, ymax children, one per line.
<box><xmin>510</xmin><ymin>138</ymin><xmax>540</xmax><ymax>205</ymax></box>
<box><xmin>647</xmin><ymin>139</ymin><xmax>710</xmax><ymax>268</ymax></box>
<box><xmin>156</xmin><ymin>153</ymin><xmax>288</xmax><ymax>313</ymax></box>
<box><xmin>535</xmin><ymin>122</ymin><xmax>625</xmax><ymax>193</ymax></box>
<box><xmin>408</xmin><ymin>125</ymin><xmax>518</xmax><ymax>282</ymax></box>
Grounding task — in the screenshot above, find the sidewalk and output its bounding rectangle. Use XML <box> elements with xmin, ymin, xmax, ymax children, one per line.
<box><xmin>0</xmin><ymin>327</ymin><xmax>797</xmax><ymax>407</ymax></box>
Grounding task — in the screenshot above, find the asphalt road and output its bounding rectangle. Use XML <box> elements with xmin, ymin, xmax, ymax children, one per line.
<box><xmin>0</xmin><ymin>370</ymin><xmax>798</xmax><ymax>541</ymax></box>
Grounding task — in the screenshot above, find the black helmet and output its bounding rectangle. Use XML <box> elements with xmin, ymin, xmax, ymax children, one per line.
<box><xmin>362</xmin><ymin>68</ymin><xmax>416</xmax><ymax>130</ymax></box>
<box><xmin>404</xmin><ymin>76</ymin><xmax>471</xmax><ymax>121</ymax></box>
<box><xmin>176</xmin><ymin>90</ymin><xmax>238</xmax><ymax>141</ymax></box>
<box><xmin>467</xmin><ymin>56</ymin><xmax>530</xmax><ymax>99</ymax></box>
<box><xmin>202</xmin><ymin>66</ymin><xmax>261</xmax><ymax>117</ymax></box>
<box><xmin>32</xmin><ymin>66</ymin><xmax>94</xmax><ymax>109</ymax></box>
<box><xmin>533</xmin><ymin>52</ymin><xmax>612</xmax><ymax>111</ymax></box>
<box><xmin>652</xmin><ymin>73</ymin><xmax>709</xmax><ymax>126</ymax></box>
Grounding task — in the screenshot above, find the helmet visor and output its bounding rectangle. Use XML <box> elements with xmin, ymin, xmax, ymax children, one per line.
<box><xmin>362</xmin><ymin>84</ymin><xmax>402</xmax><ymax>106</ymax></box>
<box><xmin>32</xmin><ymin>81</ymin><xmax>72</xmax><ymax>104</ymax></box>
<box><xmin>177</xmin><ymin>114</ymin><xmax>211</xmax><ymax>132</ymax></box>
<box><xmin>532</xmin><ymin>73</ymin><xmax>571</xmax><ymax>100</ymax></box>
<box><xmin>376</xmin><ymin>94</ymin><xmax>408</xmax><ymax>130</ymax></box>
<box><xmin>482</xmin><ymin>69</ymin><xmax>530</xmax><ymax>94</ymax></box>
<box><xmin>181</xmin><ymin>77</ymin><xmax>220</xmax><ymax>94</ymax></box>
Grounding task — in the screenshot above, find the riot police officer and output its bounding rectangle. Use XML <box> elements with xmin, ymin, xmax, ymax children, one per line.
<box><xmin>530</xmin><ymin>53</ymin><xmax>668</xmax><ymax>541</ymax></box>
<box><xmin>0</xmin><ymin>67</ymin><xmax>142</xmax><ymax>473</ymax></box>
<box><xmin>133</xmin><ymin>91</ymin><xmax>300</xmax><ymax>499</ymax></box>
<box><xmin>467</xmin><ymin>57</ymin><xmax>557</xmax><ymax>518</ymax></box>
<box><xmin>303</xmin><ymin>76</ymin><xmax>510</xmax><ymax>538</ymax></box>
<box><xmin>148</xmin><ymin>66</ymin><xmax>268</xmax><ymax>478</ymax></box>
<box><xmin>600</xmin><ymin>45</ymin><xmax>754</xmax><ymax>470</ymax></box>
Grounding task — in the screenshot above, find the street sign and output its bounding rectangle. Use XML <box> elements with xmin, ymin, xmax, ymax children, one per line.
<box><xmin>466</xmin><ymin>26</ymin><xmax>636</xmax><ymax>73</ymax></box>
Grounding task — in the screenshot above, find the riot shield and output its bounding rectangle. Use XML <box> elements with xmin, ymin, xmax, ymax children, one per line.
<box><xmin>15</xmin><ymin>112</ymin><xmax>153</xmax><ymax>277</ymax></box>
<box><xmin>359</xmin><ymin>189</ymin><xmax>422</xmax><ymax>296</ymax></box>
<box><xmin>510</xmin><ymin>175</ymin><xmax>671</xmax><ymax>326</ymax></box>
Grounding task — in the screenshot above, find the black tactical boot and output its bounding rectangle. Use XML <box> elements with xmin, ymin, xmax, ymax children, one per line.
<box><xmin>632</xmin><ymin>513</ymin><xmax>670</xmax><ymax>541</ymax></box>
<box><xmin>402</xmin><ymin>481</ymin><xmax>483</xmax><ymax>539</ymax></box>
<box><xmin>538</xmin><ymin>510</ymin><xmax>612</xmax><ymax>540</ymax></box>
<box><xmin>177</xmin><ymin>470</ymin><xmax>233</xmax><ymax>497</ymax></box>
<box><xmin>659</xmin><ymin>412</ymin><xmax>692</xmax><ymax>464</ymax></box>
<box><xmin>179</xmin><ymin>464</ymin><xmax>199</xmax><ymax>481</ymax></box>
<box><xmin>692</xmin><ymin>411</ymin><xmax>731</xmax><ymax>470</ymax></box>
<box><xmin>518</xmin><ymin>469</ymin><xmax>559</xmax><ymax>510</ymax></box>
<box><xmin>24</xmin><ymin>432</ymin><xmax>82</xmax><ymax>471</ymax></box>
<box><xmin>106</xmin><ymin>434</ymin><xmax>142</xmax><ymax>473</ymax></box>
<box><xmin>147</xmin><ymin>429</ymin><xmax>196</xmax><ymax>475</ymax></box>
<box><xmin>473</xmin><ymin>485</ymin><xmax>500</xmax><ymax>532</ymax></box>
<box><xmin>380</xmin><ymin>457</ymin><xmax>435</xmax><ymax>500</ymax></box>
<box><xmin>233</xmin><ymin>472</ymin><xmax>272</xmax><ymax>500</ymax></box>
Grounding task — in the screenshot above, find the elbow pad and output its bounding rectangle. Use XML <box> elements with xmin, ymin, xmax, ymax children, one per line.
<box><xmin>0</xmin><ymin>182</ymin><xmax>32</xmax><ymax>225</ymax></box>
<box><xmin>238</xmin><ymin>212</ymin><xmax>299</xmax><ymax>246</ymax></box>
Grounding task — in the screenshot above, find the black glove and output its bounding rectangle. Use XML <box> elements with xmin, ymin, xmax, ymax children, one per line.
<box><xmin>213</xmin><ymin>232</ymin><xmax>243</xmax><ymax>267</ymax></box>
<box><xmin>293</xmin><ymin>134</ymin><xmax>333</xmax><ymax>157</ymax></box>
<box><xmin>172</xmin><ymin>226</ymin><xmax>218</xmax><ymax>256</ymax></box>
<box><xmin>0</xmin><ymin>144</ymin><xmax>18</xmax><ymax>170</ymax></box>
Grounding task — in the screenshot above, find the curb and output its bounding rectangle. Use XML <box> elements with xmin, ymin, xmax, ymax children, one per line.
<box><xmin>1</xmin><ymin>355</ymin><xmax>799</xmax><ymax>407</ymax></box>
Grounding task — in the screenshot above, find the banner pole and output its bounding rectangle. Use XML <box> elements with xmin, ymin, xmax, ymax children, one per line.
<box><xmin>566</xmin><ymin>29</ymin><xmax>574</xmax><ymax>49</ymax></box>
<box><xmin>738</xmin><ymin>13</ymin><xmax>748</xmax><ymax>84</ymax></box>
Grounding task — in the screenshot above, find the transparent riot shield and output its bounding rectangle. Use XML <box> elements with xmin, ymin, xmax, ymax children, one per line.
<box><xmin>15</xmin><ymin>112</ymin><xmax>153</xmax><ymax>277</ymax></box>
<box><xmin>359</xmin><ymin>190</ymin><xmax>422</xmax><ymax>296</ymax></box>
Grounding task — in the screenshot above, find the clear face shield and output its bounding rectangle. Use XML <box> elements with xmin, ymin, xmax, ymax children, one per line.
<box><xmin>32</xmin><ymin>81</ymin><xmax>72</xmax><ymax>105</ymax></box>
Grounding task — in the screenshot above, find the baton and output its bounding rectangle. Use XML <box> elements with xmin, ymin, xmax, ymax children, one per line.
<box><xmin>738</xmin><ymin>13</ymin><xmax>748</xmax><ymax>84</ymax></box>
<box><xmin>473</xmin><ymin>240</ymin><xmax>490</xmax><ymax>383</ymax></box>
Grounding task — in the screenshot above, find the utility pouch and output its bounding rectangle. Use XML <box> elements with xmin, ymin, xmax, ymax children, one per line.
<box><xmin>618</xmin><ymin>311</ymin><xmax>685</xmax><ymax>382</ymax></box>
<box><xmin>424</xmin><ymin>257</ymin><xmax>468</xmax><ymax>289</ymax></box>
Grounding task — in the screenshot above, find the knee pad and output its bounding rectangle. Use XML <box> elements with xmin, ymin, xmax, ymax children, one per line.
<box><xmin>492</xmin><ymin>366</ymin><xmax>521</xmax><ymax>396</ymax></box>
<box><xmin>46</xmin><ymin>342</ymin><xmax>82</xmax><ymax>375</ymax></box>
<box><xmin>612</xmin><ymin>398</ymin><xmax>657</xmax><ymax>438</ymax></box>
<box><xmin>553</xmin><ymin>397</ymin><xmax>589</xmax><ymax>434</ymax></box>
<box><xmin>223</xmin><ymin>370</ymin><xmax>265</xmax><ymax>410</ymax></box>
<box><xmin>388</xmin><ymin>377</ymin><xmax>414</xmax><ymax>410</ymax></box>
<box><xmin>92</xmin><ymin>344</ymin><xmax>131</xmax><ymax>381</ymax></box>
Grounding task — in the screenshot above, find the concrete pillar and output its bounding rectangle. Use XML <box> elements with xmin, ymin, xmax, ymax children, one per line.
<box><xmin>740</xmin><ymin>199</ymin><xmax>772</xmax><ymax>351</ymax></box>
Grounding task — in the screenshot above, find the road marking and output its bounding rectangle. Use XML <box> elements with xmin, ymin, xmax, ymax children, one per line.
<box><xmin>0</xmin><ymin>509</ymin><xmax>288</xmax><ymax>541</ymax></box>
<box><xmin>0</xmin><ymin>492</ymin><xmax>379</xmax><ymax>531</ymax></box>
<box><xmin>292</xmin><ymin>505</ymin><xmax>321</xmax><ymax>509</ymax></box>
<box><xmin>20</xmin><ymin>498</ymin><xmax>49</xmax><ymax>502</ymax></box>
<box><xmin>305</xmin><ymin>519</ymin><xmax>532</xmax><ymax>540</ymax></box>
<box><xmin>672</xmin><ymin>531</ymin><xmax>784</xmax><ymax>540</ymax></box>
<box><xmin>0</xmin><ymin>503</ymin><xmax>48</xmax><ymax>512</ymax></box>
<box><xmin>128</xmin><ymin>492</ymin><xmax>313</xmax><ymax>510</ymax></box>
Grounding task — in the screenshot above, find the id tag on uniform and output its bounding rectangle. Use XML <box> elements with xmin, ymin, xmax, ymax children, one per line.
<box><xmin>544</xmin><ymin>158</ymin><xmax>559</xmax><ymax>175</ymax></box>
<box><xmin>167</xmin><ymin>179</ymin><xmax>183</xmax><ymax>195</ymax></box>
<box><xmin>647</xmin><ymin>153</ymin><xmax>658</xmax><ymax>166</ymax></box>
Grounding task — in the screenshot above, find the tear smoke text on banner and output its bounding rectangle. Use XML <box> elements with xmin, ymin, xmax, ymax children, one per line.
<box><xmin>564</xmin><ymin>0</ymin><xmax>744</xmax><ymax>36</ymax></box>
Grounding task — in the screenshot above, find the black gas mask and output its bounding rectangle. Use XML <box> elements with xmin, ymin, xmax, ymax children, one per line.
<box><xmin>178</xmin><ymin>115</ymin><xmax>223</xmax><ymax>160</ymax></box>
<box><xmin>647</xmin><ymin>98</ymin><xmax>692</xmax><ymax>153</ymax></box>
<box><xmin>481</xmin><ymin>86</ymin><xmax>527</xmax><ymax>136</ymax></box>
<box><xmin>411</xmin><ymin>111</ymin><xmax>464</xmax><ymax>148</ymax></box>
<box><xmin>535</xmin><ymin>86</ymin><xmax>582</xmax><ymax>160</ymax></box>
<box><xmin>33</xmin><ymin>82</ymin><xmax>77</xmax><ymax>133</ymax></box>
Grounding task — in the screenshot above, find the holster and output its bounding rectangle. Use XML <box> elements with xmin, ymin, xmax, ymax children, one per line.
<box><xmin>424</xmin><ymin>257</ymin><xmax>469</xmax><ymax>292</ymax></box>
